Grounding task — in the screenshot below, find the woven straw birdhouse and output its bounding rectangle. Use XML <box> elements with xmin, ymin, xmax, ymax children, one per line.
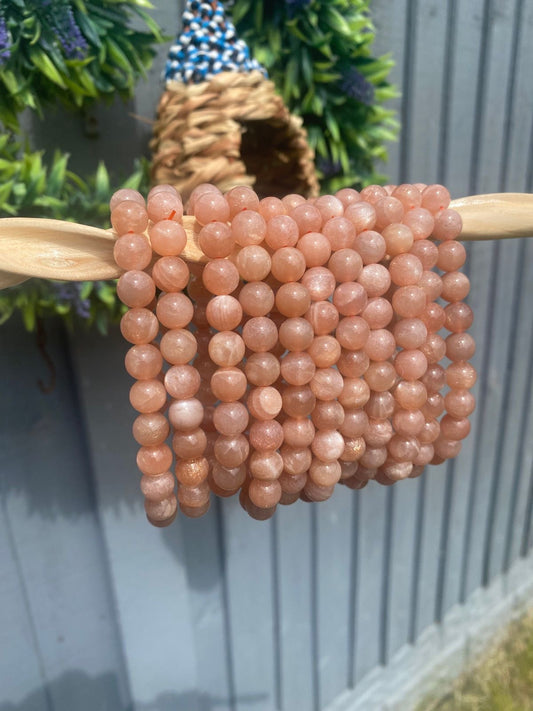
<box><xmin>150</xmin><ymin>0</ymin><xmax>319</xmax><ymax>203</ymax></box>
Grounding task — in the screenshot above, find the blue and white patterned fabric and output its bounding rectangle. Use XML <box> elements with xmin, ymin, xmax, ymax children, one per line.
<box><xmin>165</xmin><ymin>0</ymin><xmax>267</xmax><ymax>84</ymax></box>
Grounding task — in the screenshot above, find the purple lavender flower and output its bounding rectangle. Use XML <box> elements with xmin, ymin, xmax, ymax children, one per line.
<box><xmin>341</xmin><ymin>67</ymin><xmax>375</xmax><ymax>106</ymax></box>
<box><xmin>0</xmin><ymin>11</ymin><xmax>11</xmax><ymax>65</ymax></box>
<box><xmin>43</xmin><ymin>1</ymin><xmax>88</xmax><ymax>60</ymax></box>
<box><xmin>52</xmin><ymin>282</ymin><xmax>91</xmax><ymax>319</ymax></box>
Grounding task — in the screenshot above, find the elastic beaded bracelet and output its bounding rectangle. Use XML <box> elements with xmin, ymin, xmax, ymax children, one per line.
<box><xmin>111</xmin><ymin>181</ymin><xmax>476</xmax><ymax>525</ymax></box>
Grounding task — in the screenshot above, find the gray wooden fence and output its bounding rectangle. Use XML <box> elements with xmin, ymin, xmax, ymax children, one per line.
<box><xmin>2</xmin><ymin>1</ymin><xmax>533</xmax><ymax>709</ymax></box>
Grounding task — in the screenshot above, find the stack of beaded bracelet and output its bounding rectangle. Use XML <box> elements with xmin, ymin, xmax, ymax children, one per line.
<box><xmin>111</xmin><ymin>181</ymin><xmax>476</xmax><ymax>525</ymax></box>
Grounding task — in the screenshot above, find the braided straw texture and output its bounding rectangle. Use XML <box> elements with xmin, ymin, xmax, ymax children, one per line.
<box><xmin>150</xmin><ymin>70</ymin><xmax>319</xmax><ymax>203</ymax></box>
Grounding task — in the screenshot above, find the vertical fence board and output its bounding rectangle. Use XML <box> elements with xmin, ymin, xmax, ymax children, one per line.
<box><xmin>222</xmin><ymin>503</ymin><xmax>277</xmax><ymax>711</ymax></box>
<box><xmin>316</xmin><ymin>491</ymin><xmax>354</xmax><ymax>709</ymax></box>
<box><xmin>0</xmin><ymin>320</ymin><xmax>130</xmax><ymax>711</ymax></box>
<box><xmin>353</xmin><ymin>485</ymin><xmax>388</xmax><ymax>682</ymax></box>
<box><xmin>71</xmin><ymin>330</ymin><xmax>200</xmax><ymax>711</ymax></box>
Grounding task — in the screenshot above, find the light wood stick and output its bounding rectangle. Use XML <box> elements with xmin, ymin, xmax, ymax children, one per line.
<box><xmin>0</xmin><ymin>193</ymin><xmax>532</xmax><ymax>289</ymax></box>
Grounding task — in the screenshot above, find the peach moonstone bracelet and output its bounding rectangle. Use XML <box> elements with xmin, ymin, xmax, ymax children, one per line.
<box><xmin>111</xmin><ymin>182</ymin><xmax>475</xmax><ymax>526</ymax></box>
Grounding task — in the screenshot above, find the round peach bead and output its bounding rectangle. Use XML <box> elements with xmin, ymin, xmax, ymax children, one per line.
<box><xmin>291</xmin><ymin>203</ymin><xmax>322</xmax><ymax>235</ymax></box>
<box><xmin>410</xmin><ymin>238</ymin><xmax>439</xmax><ymax>268</ymax></box>
<box><xmin>389</xmin><ymin>254</ymin><xmax>423</xmax><ymax>286</ymax></box>
<box><xmin>446</xmin><ymin>361</ymin><xmax>477</xmax><ymax>389</ymax></box>
<box><xmin>214</xmin><ymin>435</ymin><xmax>250</xmax><ymax>468</ymax></box>
<box><xmin>235</xmin><ymin>245</ymin><xmax>272</xmax><ymax>281</ymax></box>
<box><xmin>239</xmin><ymin>281</ymin><xmax>274</xmax><ymax>317</ymax></box>
<box><xmin>420</xmin><ymin>333</ymin><xmax>447</xmax><ymax>363</ymax></box>
<box><xmin>315</xmin><ymin>194</ymin><xmax>344</xmax><ymax>222</ymax></box>
<box><xmin>281</xmin><ymin>352</ymin><xmax>316</xmax><ymax>385</ymax></box>
<box><xmin>333</xmin><ymin>282</ymin><xmax>368</xmax><ymax>316</ymax></box>
<box><xmin>121</xmin><ymin>309</ymin><xmax>158</xmax><ymax>345</ymax></box>
<box><xmin>160</xmin><ymin>329</ymin><xmax>197</xmax><ymax>365</ymax></box>
<box><xmin>169</xmin><ymin>398</ymin><xmax>204</xmax><ymax>431</ymax></box>
<box><xmin>301</xmin><ymin>267</ymin><xmax>336</xmax><ymax>301</ymax></box>
<box><xmin>226</xmin><ymin>186</ymin><xmax>260</xmax><ymax>217</ymax></box>
<box><xmin>337</xmin><ymin>348</ymin><xmax>369</xmax><ymax>377</ymax></box>
<box><xmin>172</xmin><ymin>428</ymin><xmax>207</xmax><ymax>459</ymax></box>
<box><xmin>297</xmin><ymin>232</ymin><xmax>332</xmax><ymax>267</ymax></box>
<box><xmin>137</xmin><ymin>444</ymin><xmax>173</xmax><ymax>475</ymax></box>
<box><xmin>382</xmin><ymin>223</ymin><xmax>414</xmax><ymax>256</ymax></box>
<box><xmin>213</xmin><ymin>401</ymin><xmax>249</xmax><ymax>436</ymax></box>
<box><xmin>206</xmin><ymin>295</ymin><xmax>242</xmax><ymax>331</ymax></box>
<box><xmin>440</xmin><ymin>415</ymin><xmax>471</xmax><ymax>441</ymax></box>
<box><xmin>364</xmin><ymin>329</ymin><xmax>396</xmax><ymax>361</ymax></box>
<box><xmin>358</xmin><ymin>447</ymin><xmax>387</xmax><ymax>469</ymax></box>
<box><xmin>145</xmin><ymin>496</ymin><xmax>177</xmax><ymax>523</ymax></box>
<box><xmin>248</xmin><ymin>478</ymin><xmax>282</xmax><ymax>508</ymax></box>
<box><xmin>129</xmin><ymin>379</ymin><xmax>167</xmax><ymax>414</ymax></box>
<box><xmin>301</xmin><ymin>481</ymin><xmax>335</xmax><ymax>502</ymax></box>
<box><xmin>323</xmin><ymin>216</ymin><xmax>356</xmax><ymax>250</ymax></box>
<box><xmin>311</xmin><ymin>400</ymin><xmax>345</xmax><ymax>430</ymax></box>
<box><xmin>340</xmin><ymin>409</ymin><xmax>368</xmax><ymax>438</ymax></box>
<box><xmin>353</xmin><ymin>230</ymin><xmax>386</xmax><ymax>265</ymax></box>
<box><xmin>345</xmin><ymin>201</ymin><xmax>376</xmax><ymax>231</ymax></box>
<box><xmin>242</xmin><ymin>317</ymin><xmax>278</xmax><ymax>352</ymax></box>
<box><xmin>283</xmin><ymin>418</ymin><xmax>315</xmax><ymax>448</ymax></box>
<box><xmin>445</xmin><ymin>389</ymin><xmax>476</xmax><ymax>418</ymax></box>
<box><xmin>374</xmin><ymin>196</ymin><xmax>404</xmax><ymax>230</ymax></box>
<box><xmin>336</xmin><ymin>316</ymin><xmax>370</xmax><ymax>350</ymax></box>
<box><xmin>259</xmin><ymin>196</ymin><xmax>286</xmax><ymax>220</ymax></box>
<box><xmin>365</xmin><ymin>418</ymin><xmax>393</xmax><ymax>447</ymax></box>
<box><xmin>309</xmin><ymin>459</ymin><xmax>342</xmax><ymax>486</ymax></box>
<box><xmin>140</xmin><ymin>472</ymin><xmax>175</xmax><ymax>501</ymax></box>
<box><xmin>210</xmin><ymin>367</ymin><xmax>247</xmax><ymax>402</ymax></box>
<box><xmin>110</xmin><ymin>188</ymin><xmax>145</xmax><ymax>212</ymax></box>
<box><xmin>245</xmin><ymin>352</ymin><xmax>280</xmax><ymax>386</ymax></box>
<box><xmin>280</xmin><ymin>447</ymin><xmax>312</xmax><ymax>478</ymax></box>
<box><xmin>357</xmin><ymin>264</ymin><xmax>391</xmax><ymax>297</ymax></box>
<box><xmin>419</xmin><ymin>271</ymin><xmax>443</xmax><ymax>302</ymax></box>
<box><xmin>114</xmin><ymin>233</ymin><xmax>152</xmax><ymax>271</ymax></box>
<box><xmin>111</xmin><ymin>201</ymin><xmax>148</xmax><ymax>235</ymax></box>
<box><xmin>421</xmin><ymin>302</ymin><xmax>446</xmax><ymax>333</ymax></box>
<box><xmin>445</xmin><ymin>302</ymin><xmax>474</xmax><ymax>332</ymax></box>
<box><xmin>178</xmin><ymin>479</ymin><xmax>211</xmax><ymax>508</ymax></box>
<box><xmin>362</xmin><ymin>297</ymin><xmax>393</xmax><ymax>329</ymax></box>
<box><xmin>437</xmin><ymin>241</ymin><xmax>467</xmax><ymax>271</ymax></box>
<box><xmin>271</xmin><ymin>247</ymin><xmax>306</xmax><ymax>282</ymax></box>
<box><xmin>198</xmin><ymin>221</ymin><xmax>234</xmax><ymax>258</ymax></box>
<box><xmin>282</xmin><ymin>385</ymin><xmax>316</xmax><ymax>418</ymax></box>
<box><xmin>380</xmin><ymin>461</ymin><xmax>413</xmax><ymax>482</ymax></box>
<box><xmin>265</xmin><ymin>215</ymin><xmax>299</xmax><ymax>249</ymax></box>
<box><xmin>441</xmin><ymin>272</ymin><xmax>470</xmax><ymax>303</ymax></box>
<box><xmin>249</xmin><ymin>420</ymin><xmax>284</xmax><ymax>451</ymax></box>
<box><xmin>336</xmin><ymin>187</ymin><xmax>361</xmax><ymax>207</ymax></box>
<box><xmin>311</xmin><ymin>430</ymin><xmax>345</xmax><ymax>462</ymax></box>
<box><xmin>148</xmin><ymin>220</ymin><xmax>186</xmax><ymax>256</ymax></box>
<box><xmin>308</xmin><ymin>336</ymin><xmax>342</xmax><ymax>368</ymax></box>
<box><xmin>208</xmin><ymin>331</ymin><xmax>245</xmax><ymax>367</ymax></box>
<box><xmin>328</xmin><ymin>248</ymin><xmax>363</xmax><ymax>282</ymax></box>
<box><xmin>157</xmin><ymin>293</ymin><xmax>194</xmax><ymax>329</ymax></box>
<box><xmin>364</xmin><ymin>361</ymin><xmax>397</xmax><ymax>391</ymax></box>
<box><xmin>360</xmin><ymin>186</ymin><xmax>387</xmax><ymax>204</ymax></box>
<box><xmin>392</xmin><ymin>286</ymin><xmax>426</xmax><ymax>318</ymax></box>
<box><xmin>152</xmin><ymin>256</ymin><xmax>190</xmax><ymax>292</ymax></box>
<box><xmin>125</xmin><ymin>344</ymin><xmax>162</xmax><ymax>380</ymax></box>
<box><xmin>421</xmin><ymin>365</ymin><xmax>447</xmax><ymax>394</ymax></box>
<box><xmin>432</xmin><ymin>208</ymin><xmax>462</xmax><ymax>240</ymax></box>
<box><xmin>133</xmin><ymin>412</ymin><xmax>170</xmax><ymax>446</ymax></box>
<box><xmin>249</xmin><ymin>451</ymin><xmax>284</xmax><ymax>481</ymax></box>
<box><xmin>188</xmin><ymin>183</ymin><xmax>221</xmax><ymax>214</ymax></box>
<box><xmin>164</xmin><ymin>365</ymin><xmax>201</xmax><ymax>399</ymax></box>
<box><xmin>395</xmin><ymin>349</ymin><xmax>427</xmax><ymax>381</ymax></box>
<box><xmin>402</xmin><ymin>207</ymin><xmax>435</xmax><ymax>241</ymax></box>
<box><xmin>194</xmin><ymin>191</ymin><xmax>230</xmax><ymax>225</ymax></box>
<box><xmin>433</xmin><ymin>438</ymin><xmax>462</xmax><ymax>460</ymax></box>
<box><xmin>147</xmin><ymin>192</ymin><xmax>183</xmax><ymax>223</ymax></box>
<box><xmin>310</xmin><ymin>368</ymin><xmax>344</xmax><ymax>401</ymax></box>
<box><xmin>305</xmin><ymin>301</ymin><xmax>339</xmax><ymax>335</ymax></box>
<box><xmin>393</xmin><ymin>318</ymin><xmax>427</xmax><ymax>349</ymax></box>
<box><xmin>392</xmin><ymin>184</ymin><xmax>421</xmax><ymax>210</ymax></box>
<box><xmin>388</xmin><ymin>436</ymin><xmax>420</xmax><ymax>463</ymax></box>
<box><xmin>339</xmin><ymin>378</ymin><xmax>370</xmax><ymax>409</ymax></box>
<box><xmin>279</xmin><ymin>317</ymin><xmax>314</xmax><ymax>351</ymax></box>
<box><xmin>202</xmin><ymin>259</ymin><xmax>240</xmax><ymax>295</ymax></box>
<box><xmin>117</xmin><ymin>271</ymin><xmax>155</xmax><ymax>308</ymax></box>
<box><xmin>147</xmin><ymin>184</ymin><xmax>179</xmax><ymax>200</ymax></box>
<box><xmin>365</xmin><ymin>391</ymin><xmax>395</xmax><ymax>419</ymax></box>
<box><xmin>421</xmin><ymin>184</ymin><xmax>451</xmax><ymax>213</ymax></box>
<box><xmin>394</xmin><ymin>380</ymin><xmax>427</xmax><ymax>410</ymax></box>
<box><xmin>247</xmin><ymin>387</ymin><xmax>283</xmax><ymax>420</ymax></box>
<box><xmin>275</xmin><ymin>282</ymin><xmax>311</xmax><ymax>317</ymax></box>
<box><xmin>212</xmin><ymin>462</ymin><xmax>247</xmax><ymax>491</ymax></box>
<box><xmin>392</xmin><ymin>409</ymin><xmax>425</xmax><ymax>437</ymax></box>
<box><xmin>175</xmin><ymin>458</ymin><xmax>210</xmax><ymax>487</ymax></box>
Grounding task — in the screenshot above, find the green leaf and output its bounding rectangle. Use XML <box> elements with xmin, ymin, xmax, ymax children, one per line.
<box><xmin>29</xmin><ymin>49</ymin><xmax>67</xmax><ymax>89</ymax></box>
<box><xmin>94</xmin><ymin>162</ymin><xmax>110</xmax><ymax>200</ymax></box>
